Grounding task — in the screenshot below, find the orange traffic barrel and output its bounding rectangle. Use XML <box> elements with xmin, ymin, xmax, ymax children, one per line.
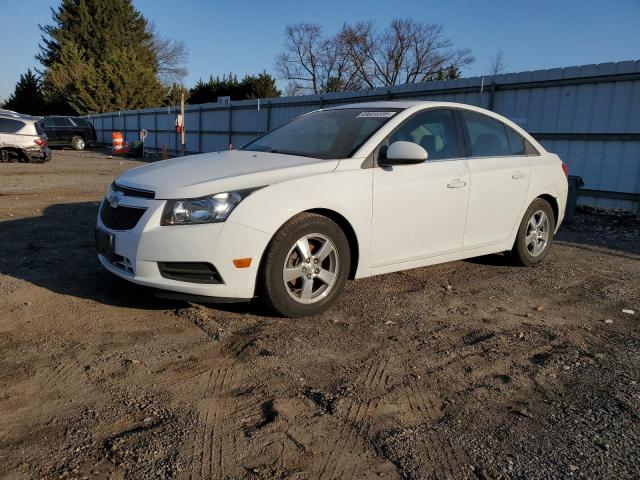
<box><xmin>112</xmin><ymin>131</ymin><xmax>128</xmax><ymax>154</ymax></box>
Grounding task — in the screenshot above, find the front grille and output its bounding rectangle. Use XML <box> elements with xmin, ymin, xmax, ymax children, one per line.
<box><xmin>157</xmin><ymin>262</ymin><xmax>223</xmax><ymax>284</ymax></box>
<box><xmin>112</xmin><ymin>181</ymin><xmax>155</xmax><ymax>199</ymax></box>
<box><xmin>100</xmin><ymin>202</ymin><xmax>146</xmax><ymax>230</ymax></box>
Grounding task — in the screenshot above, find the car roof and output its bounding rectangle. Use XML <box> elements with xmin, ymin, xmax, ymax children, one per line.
<box><xmin>0</xmin><ymin>113</ymin><xmax>36</xmax><ymax>122</ymax></box>
<box><xmin>326</xmin><ymin>100</ymin><xmax>436</xmax><ymax>110</ymax></box>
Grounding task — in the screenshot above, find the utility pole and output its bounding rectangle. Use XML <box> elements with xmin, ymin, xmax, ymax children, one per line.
<box><xmin>180</xmin><ymin>92</ymin><xmax>186</xmax><ymax>156</ymax></box>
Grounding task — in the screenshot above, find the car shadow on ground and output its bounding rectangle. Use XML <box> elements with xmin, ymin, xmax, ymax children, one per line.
<box><xmin>468</xmin><ymin>212</ymin><xmax>640</xmax><ymax>265</ymax></box>
<box><xmin>0</xmin><ymin>201</ymin><xmax>259</xmax><ymax>314</ymax></box>
<box><xmin>1</xmin><ymin>202</ymin><xmax>637</xmax><ymax>312</ymax></box>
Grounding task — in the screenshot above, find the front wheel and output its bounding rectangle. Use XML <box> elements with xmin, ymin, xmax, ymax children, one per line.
<box><xmin>71</xmin><ymin>136</ymin><xmax>86</xmax><ymax>151</ymax></box>
<box><xmin>511</xmin><ymin>198</ymin><xmax>556</xmax><ymax>266</ymax></box>
<box><xmin>259</xmin><ymin>213</ymin><xmax>350</xmax><ymax>317</ymax></box>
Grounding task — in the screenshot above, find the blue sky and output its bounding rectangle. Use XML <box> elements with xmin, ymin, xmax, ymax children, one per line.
<box><xmin>1</xmin><ymin>0</ymin><xmax>638</xmax><ymax>100</ymax></box>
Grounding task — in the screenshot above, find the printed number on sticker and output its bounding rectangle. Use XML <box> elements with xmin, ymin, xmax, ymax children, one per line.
<box><xmin>356</xmin><ymin>112</ymin><xmax>396</xmax><ymax>118</ymax></box>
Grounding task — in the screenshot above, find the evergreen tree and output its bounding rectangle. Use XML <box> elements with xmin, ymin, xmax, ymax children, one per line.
<box><xmin>188</xmin><ymin>72</ymin><xmax>280</xmax><ymax>105</ymax></box>
<box><xmin>242</xmin><ymin>72</ymin><xmax>281</xmax><ymax>99</ymax></box>
<box><xmin>164</xmin><ymin>83</ymin><xmax>190</xmax><ymax>106</ymax></box>
<box><xmin>38</xmin><ymin>0</ymin><xmax>167</xmax><ymax>114</ymax></box>
<box><xmin>3</xmin><ymin>70</ymin><xmax>46</xmax><ymax>115</ymax></box>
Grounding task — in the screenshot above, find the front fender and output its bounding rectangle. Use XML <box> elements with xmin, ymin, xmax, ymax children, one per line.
<box><xmin>228</xmin><ymin>168</ymin><xmax>373</xmax><ymax>277</ymax></box>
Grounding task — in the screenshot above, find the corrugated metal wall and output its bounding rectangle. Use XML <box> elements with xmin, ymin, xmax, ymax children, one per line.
<box><xmin>90</xmin><ymin>60</ymin><xmax>640</xmax><ymax>212</ymax></box>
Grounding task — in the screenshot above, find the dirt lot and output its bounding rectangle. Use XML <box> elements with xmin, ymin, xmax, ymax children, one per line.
<box><xmin>1</xmin><ymin>150</ymin><xmax>639</xmax><ymax>480</ymax></box>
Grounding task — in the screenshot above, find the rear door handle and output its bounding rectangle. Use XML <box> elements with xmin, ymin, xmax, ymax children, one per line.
<box><xmin>447</xmin><ymin>179</ymin><xmax>467</xmax><ymax>188</ymax></box>
<box><xmin>512</xmin><ymin>171</ymin><xmax>528</xmax><ymax>179</ymax></box>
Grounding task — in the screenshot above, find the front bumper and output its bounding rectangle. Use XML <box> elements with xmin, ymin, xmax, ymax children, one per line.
<box><xmin>96</xmin><ymin>197</ymin><xmax>271</xmax><ymax>299</ymax></box>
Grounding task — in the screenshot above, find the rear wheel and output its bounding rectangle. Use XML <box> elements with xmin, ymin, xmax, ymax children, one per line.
<box><xmin>259</xmin><ymin>213</ymin><xmax>350</xmax><ymax>317</ymax></box>
<box><xmin>511</xmin><ymin>198</ymin><xmax>555</xmax><ymax>266</ymax></box>
<box><xmin>0</xmin><ymin>149</ymin><xmax>21</xmax><ymax>162</ymax></box>
<box><xmin>71</xmin><ymin>136</ymin><xmax>85</xmax><ymax>151</ymax></box>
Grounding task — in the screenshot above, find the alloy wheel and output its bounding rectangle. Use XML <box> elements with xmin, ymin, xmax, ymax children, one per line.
<box><xmin>282</xmin><ymin>233</ymin><xmax>339</xmax><ymax>304</ymax></box>
<box><xmin>526</xmin><ymin>210</ymin><xmax>550</xmax><ymax>257</ymax></box>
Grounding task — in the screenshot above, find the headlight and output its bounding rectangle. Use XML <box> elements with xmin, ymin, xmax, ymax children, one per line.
<box><xmin>161</xmin><ymin>188</ymin><xmax>260</xmax><ymax>225</ymax></box>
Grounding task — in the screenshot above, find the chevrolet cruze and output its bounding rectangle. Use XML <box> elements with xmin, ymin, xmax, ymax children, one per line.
<box><xmin>96</xmin><ymin>101</ymin><xmax>568</xmax><ymax>317</ymax></box>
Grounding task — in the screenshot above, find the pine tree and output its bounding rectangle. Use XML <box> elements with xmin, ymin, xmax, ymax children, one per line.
<box><xmin>38</xmin><ymin>0</ymin><xmax>167</xmax><ymax>114</ymax></box>
<box><xmin>188</xmin><ymin>72</ymin><xmax>281</xmax><ymax>105</ymax></box>
<box><xmin>242</xmin><ymin>72</ymin><xmax>282</xmax><ymax>99</ymax></box>
<box><xmin>164</xmin><ymin>83</ymin><xmax>190</xmax><ymax>106</ymax></box>
<box><xmin>3</xmin><ymin>70</ymin><xmax>46</xmax><ymax>115</ymax></box>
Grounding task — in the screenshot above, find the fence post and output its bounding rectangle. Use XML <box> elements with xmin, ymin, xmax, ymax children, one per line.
<box><xmin>153</xmin><ymin>109</ymin><xmax>158</xmax><ymax>152</ymax></box>
<box><xmin>266</xmin><ymin>102</ymin><xmax>271</xmax><ymax>132</ymax></box>
<box><xmin>198</xmin><ymin>106</ymin><xmax>203</xmax><ymax>153</ymax></box>
<box><xmin>488</xmin><ymin>83</ymin><xmax>496</xmax><ymax>111</ymax></box>
<box><xmin>228</xmin><ymin>105</ymin><xmax>233</xmax><ymax>148</ymax></box>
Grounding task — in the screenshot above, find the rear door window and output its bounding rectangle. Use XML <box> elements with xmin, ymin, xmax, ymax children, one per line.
<box><xmin>0</xmin><ymin>118</ymin><xmax>25</xmax><ymax>133</ymax></box>
<box><xmin>462</xmin><ymin>111</ymin><xmax>511</xmax><ymax>157</ymax></box>
<box><xmin>71</xmin><ymin>118</ymin><xmax>91</xmax><ymax>127</ymax></box>
<box><xmin>52</xmin><ymin>117</ymin><xmax>73</xmax><ymax>127</ymax></box>
<box><xmin>506</xmin><ymin>126</ymin><xmax>526</xmax><ymax>155</ymax></box>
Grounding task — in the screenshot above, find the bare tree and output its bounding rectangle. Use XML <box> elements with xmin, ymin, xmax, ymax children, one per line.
<box><xmin>277</xmin><ymin>19</ymin><xmax>474</xmax><ymax>92</ymax></box>
<box><xmin>149</xmin><ymin>23</ymin><xmax>188</xmax><ymax>85</ymax></box>
<box><xmin>284</xmin><ymin>80</ymin><xmax>303</xmax><ymax>97</ymax></box>
<box><xmin>489</xmin><ymin>50</ymin><xmax>507</xmax><ymax>76</ymax></box>
<box><xmin>340</xmin><ymin>19</ymin><xmax>474</xmax><ymax>87</ymax></box>
<box><xmin>275</xmin><ymin>23</ymin><xmax>362</xmax><ymax>94</ymax></box>
<box><xmin>275</xmin><ymin>23</ymin><xmax>323</xmax><ymax>94</ymax></box>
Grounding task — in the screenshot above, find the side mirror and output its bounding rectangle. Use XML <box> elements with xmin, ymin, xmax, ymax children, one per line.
<box><xmin>379</xmin><ymin>141</ymin><xmax>428</xmax><ymax>166</ymax></box>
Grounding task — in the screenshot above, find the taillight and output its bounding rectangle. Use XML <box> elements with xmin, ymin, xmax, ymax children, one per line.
<box><xmin>561</xmin><ymin>162</ymin><xmax>569</xmax><ymax>178</ymax></box>
<box><xmin>34</xmin><ymin>138</ymin><xmax>47</xmax><ymax>148</ymax></box>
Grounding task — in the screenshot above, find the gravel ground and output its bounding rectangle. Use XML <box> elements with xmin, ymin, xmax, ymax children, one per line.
<box><xmin>0</xmin><ymin>150</ymin><xmax>638</xmax><ymax>480</ymax></box>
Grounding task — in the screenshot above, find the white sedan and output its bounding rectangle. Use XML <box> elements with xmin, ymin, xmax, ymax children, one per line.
<box><xmin>96</xmin><ymin>101</ymin><xmax>568</xmax><ymax>317</ymax></box>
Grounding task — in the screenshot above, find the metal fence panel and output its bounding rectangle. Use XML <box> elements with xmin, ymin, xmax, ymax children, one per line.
<box><xmin>89</xmin><ymin>60</ymin><xmax>640</xmax><ymax>212</ymax></box>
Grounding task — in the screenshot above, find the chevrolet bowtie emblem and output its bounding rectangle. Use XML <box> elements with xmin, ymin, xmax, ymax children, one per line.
<box><xmin>107</xmin><ymin>189</ymin><xmax>124</xmax><ymax>208</ymax></box>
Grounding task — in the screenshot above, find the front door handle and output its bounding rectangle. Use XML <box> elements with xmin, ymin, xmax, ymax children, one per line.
<box><xmin>512</xmin><ymin>171</ymin><xmax>528</xmax><ymax>179</ymax></box>
<box><xmin>447</xmin><ymin>179</ymin><xmax>467</xmax><ymax>188</ymax></box>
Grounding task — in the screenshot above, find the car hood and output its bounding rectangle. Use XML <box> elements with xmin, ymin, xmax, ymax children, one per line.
<box><xmin>116</xmin><ymin>150</ymin><xmax>339</xmax><ymax>199</ymax></box>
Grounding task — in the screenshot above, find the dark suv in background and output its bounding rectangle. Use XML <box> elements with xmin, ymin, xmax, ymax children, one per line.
<box><xmin>41</xmin><ymin>116</ymin><xmax>97</xmax><ymax>150</ymax></box>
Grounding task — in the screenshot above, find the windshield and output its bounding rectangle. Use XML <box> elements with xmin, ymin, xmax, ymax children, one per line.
<box><xmin>242</xmin><ymin>108</ymin><xmax>401</xmax><ymax>159</ymax></box>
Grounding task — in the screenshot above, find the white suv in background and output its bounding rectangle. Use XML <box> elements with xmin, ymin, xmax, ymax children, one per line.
<box><xmin>96</xmin><ymin>101</ymin><xmax>568</xmax><ymax>317</ymax></box>
<box><xmin>0</xmin><ymin>113</ymin><xmax>50</xmax><ymax>163</ymax></box>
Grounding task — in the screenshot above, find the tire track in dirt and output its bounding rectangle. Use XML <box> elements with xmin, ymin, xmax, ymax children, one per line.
<box><xmin>177</xmin><ymin>362</ymin><xmax>272</xmax><ymax>479</ymax></box>
<box><xmin>319</xmin><ymin>358</ymin><xmax>389</xmax><ymax>480</ymax></box>
<box><xmin>37</xmin><ymin>359</ymin><xmax>90</xmax><ymax>395</ymax></box>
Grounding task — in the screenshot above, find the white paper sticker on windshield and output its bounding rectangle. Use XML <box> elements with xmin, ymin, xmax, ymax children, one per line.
<box><xmin>356</xmin><ymin>111</ymin><xmax>396</xmax><ymax>118</ymax></box>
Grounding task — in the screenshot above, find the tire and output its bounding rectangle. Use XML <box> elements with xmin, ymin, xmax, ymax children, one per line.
<box><xmin>511</xmin><ymin>198</ymin><xmax>556</xmax><ymax>266</ymax></box>
<box><xmin>71</xmin><ymin>136</ymin><xmax>86</xmax><ymax>151</ymax></box>
<box><xmin>259</xmin><ymin>213</ymin><xmax>350</xmax><ymax>317</ymax></box>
